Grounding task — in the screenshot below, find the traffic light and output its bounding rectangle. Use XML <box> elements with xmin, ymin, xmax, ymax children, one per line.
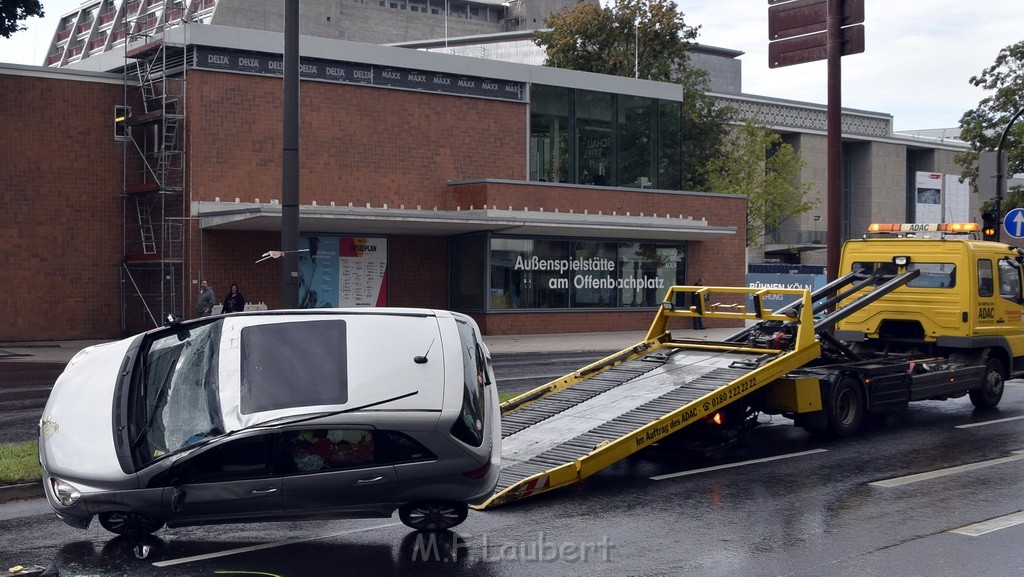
<box><xmin>981</xmin><ymin>211</ymin><xmax>999</xmax><ymax>241</ymax></box>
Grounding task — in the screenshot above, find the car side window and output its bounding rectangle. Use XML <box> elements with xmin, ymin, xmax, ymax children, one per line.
<box><xmin>284</xmin><ymin>429</ymin><xmax>377</xmax><ymax>473</ymax></box>
<box><xmin>381</xmin><ymin>431</ymin><xmax>437</xmax><ymax>464</ymax></box>
<box><xmin>151</xmin><ymin>434</ymin><xmax>275</xmax><ymax>486</ymax></box>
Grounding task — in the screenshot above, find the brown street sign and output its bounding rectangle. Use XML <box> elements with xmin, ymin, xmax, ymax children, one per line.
<box><xmin>768</xmin><ymin>23</ymin><xmax>865</xmax><ymax>68</ymax></box>
<box><xmin>768</xmin><ymin>0</ymin><xmax>864</xmax><ymax>40</ymax></box>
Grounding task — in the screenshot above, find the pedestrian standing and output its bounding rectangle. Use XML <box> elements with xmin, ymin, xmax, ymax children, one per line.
<box><xmin>221</xmin><ymin>283</ymin><xmax>246</xmax><ymax>314</ymax></box>
<box><xmin>196</xmin><ymin>278</ymin><xmax>215</xmax><ymax>317</ymax></box>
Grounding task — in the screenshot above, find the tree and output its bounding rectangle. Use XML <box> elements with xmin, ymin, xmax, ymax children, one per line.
<box><xmin>1</xmin><ymin>0</ymin><xmax>44</xmax><ymax>39</ymax></box>
<box><xmin>956</xmin><ymin>40</ymin><xmax>1024</xmax><ymax>213</ymax></box>
<box><xmin>704</xmin><ymin>122</ymin><xmax>817</xmax><ymax>248</ymax></box>
<box><xmin>534</xmin><ymin>0</ymin><xmax>734</xmax><ymax>191</ymax></box>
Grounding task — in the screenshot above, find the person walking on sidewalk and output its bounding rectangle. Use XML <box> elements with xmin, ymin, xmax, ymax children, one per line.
<box><xmin>196</xmin><ymin>278</ymin><xmax>216</xmax><ymax>317</ymax></box>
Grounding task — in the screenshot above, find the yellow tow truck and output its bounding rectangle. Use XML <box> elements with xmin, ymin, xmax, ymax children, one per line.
<box><xmin>478</xmin><ymin>222</ymin><xmax>1024</xmax><ymax>509</ymax></box>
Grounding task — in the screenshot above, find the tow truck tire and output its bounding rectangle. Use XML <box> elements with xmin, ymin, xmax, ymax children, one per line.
<box><xmin>969</xmin><ymin>358</ymin><xmax>1004</xmax><ymax>409</ymax></box>
<box><xmin>827</xmin><ymin>376</ymin><xmax>864</xmax><ymax>437</ymax></box>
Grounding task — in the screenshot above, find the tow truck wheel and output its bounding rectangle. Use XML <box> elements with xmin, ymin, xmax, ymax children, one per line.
<box><xmin>969</xmin><ymin>358</ymin><xmax>1004</xmax><ymax>409</ymax></box>
<box><xmin>827</xmin><ymin>376</ymin><xmax>864</xmax><ymax>437</ymax></box>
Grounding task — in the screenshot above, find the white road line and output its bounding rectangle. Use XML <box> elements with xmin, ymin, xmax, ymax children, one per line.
<box><xmin>951</xmin><ymin>510</ymin><xmax>1024</xmax><ymax>537</ymax></box>
<box><xmin>151</xmin><ymin>522</ymin><xmax>401</xmax><ymax>567</ymax></box>
<box><xmin>955</xmin><ymin>415</ymin><xmax>1024</xmax><ymax>429</ymax></box>
<box><xmin>650</xmin><ymin>448</ymin><xmax>828</xmax><ymax>481</ymax></box>
<box><xmin>869</xmin><ymin>450</ymin><xmax>1024</xmax><ymax>488</ymax></box>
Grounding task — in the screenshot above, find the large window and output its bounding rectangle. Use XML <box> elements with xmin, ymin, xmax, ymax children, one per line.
<box><xmin>453</xmin><ymin>236</ymin><xmax>686</xmax><ymax>311</ymax></box>
<box><xmin>619</xmin><ymin>95</ymin><xmax>654</xmax><ymax>188</ymax></box>
<box><xmin>577</xmin><ymin>90</ymin><xmax>614</xmax><ymax>185</ymax></box>
<box><xmin>529</xmin><ymin>86</ymin><xmax>683</xmax><ymax>190</ymax></box>
<box><xmin>489</xmin><ymin>238</ymin><xmax>569</xmax><ymax>309</ymax></box>
<box><xmin>530</xmin><ymin>85</ymin><xmax>571</xmax><ymax>183</ymax></box>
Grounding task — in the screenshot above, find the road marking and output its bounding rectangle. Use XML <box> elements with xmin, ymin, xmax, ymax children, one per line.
<box><xmin>869</xmin><ymin>450</ymin><xmax>1024</xmax><ymax>488</ymax></box>
<box><xmin>951</xmin><ymin>510</ymin><xmax>1024</xmax><ymax>537</ymax></box>
<box><xmin>955</xmin><ymin>414</ymin><xmax>1024</xmax><ymax>429</ymax></box>
<box><xmin>650</xmin><ymin>448</ymin><xmax>828</xmax><ymax>481</ymax></box>
<box><xmin>151</xmin><ymin>522</ymin><xmax>400</xmax><ymax>567</ymax></box>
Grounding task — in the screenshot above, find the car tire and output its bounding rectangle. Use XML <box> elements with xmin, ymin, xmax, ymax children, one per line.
<box><xmin>969</xmin><ymin>358</ymin><xmax>1005</xmax><ymax>409</ymax></box>
<box><xmin>98</xmin><ymin>511</ymin><xmax>165</xmax><ymax>536</ymax></box>
<box><xmin>827</xmin><ymin>376</ymin><xmax>864</xmax><ymax>437</ymax></box>
<box><xmin>399</xmin><ymin>501</ymin><xmax>469</xmax><ymax>531</ymax></box>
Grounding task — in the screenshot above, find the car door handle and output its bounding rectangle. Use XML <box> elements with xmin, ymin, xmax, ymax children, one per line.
<box><xmin>251</xmin><ymin>487</ymin><xmax>278</xmax><ymax>494</ymax></box>
<box><xmin>356</xmin><ymin>476</ymin><xmax>384</xmax><ymax>484</ymax></box>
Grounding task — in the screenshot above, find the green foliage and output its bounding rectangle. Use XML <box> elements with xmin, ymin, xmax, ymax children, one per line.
<box><xmin>534</xmin><ymin>0</ymin><xmax>697</xmax><ymax>81</ymax></box>
<box><xmin>0</xmin><ymin>441</ymin><xmax>41</xmax><ymax>485</ymax></box>
<box><xmin>704</xmin><ymin>122</ymin><xmax>817</xmax><ymax>247</ymax></box>
<box><xmin>956</xmin><ymin>40</ymin><xmax>1024</xmax><ymax>213</ymax></box>
<box><xmin>534</xmin><ymin>0</ymin><xmax>734</xmax><ymax>192</ymax></box>
<box><xmin>0</xmin><ymin>0</ymin><xmax>43</xmax><ymax>38</ymax></box>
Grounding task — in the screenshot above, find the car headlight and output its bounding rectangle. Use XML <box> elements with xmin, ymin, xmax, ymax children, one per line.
<box><xmin>50</xmin><ymin>478</ymin><xmax>82</xmax><ymax>507</ymax></box>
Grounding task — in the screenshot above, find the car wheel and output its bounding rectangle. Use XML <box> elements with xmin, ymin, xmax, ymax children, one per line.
<box><xmin>98</xmin><ymin>512</ymin><xmax>165</xmax><ymax>536</ymax></box>
<box><xmin>399</xmin><ymin>501</ymin><xmax>469</xmax><ymax>531</ymax></box>
<box><xmin>828</xmin><ymin>376</ymin><xmax>864</xmax><ymax>437</ymax></box>
<box><xmin>969</xmin><ymin>358</ymin><xmax>1004</xmax><ymax>409</ymax></box>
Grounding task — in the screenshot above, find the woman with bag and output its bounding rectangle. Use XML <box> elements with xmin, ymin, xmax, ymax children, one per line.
<box><xmin>221</xmin><ymin>283</ymin><xmax>246</xmax><ymax>314</ymax></box>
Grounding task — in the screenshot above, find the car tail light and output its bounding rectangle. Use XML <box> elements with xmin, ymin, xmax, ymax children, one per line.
<box><xmin>461</xmin><ymin>461</ymin><xmax>491</xmax><ymax>480</ymax></box>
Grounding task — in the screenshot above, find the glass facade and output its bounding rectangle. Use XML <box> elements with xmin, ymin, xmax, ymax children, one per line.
<box><xmin>453</xmin><ymin>235</ymin><xmax>686</xmax><ymax>311</ymax></box>
<box><xmin>529</xmin><ymin>85</ymin><xmax>683</xmax><ymax>189</ymax></box>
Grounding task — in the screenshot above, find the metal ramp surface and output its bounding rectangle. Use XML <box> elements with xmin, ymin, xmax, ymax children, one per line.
<box><xmin>476</xmin><ymin>285</ymin><xmax>822</xmax><ymax>509</ymax></box>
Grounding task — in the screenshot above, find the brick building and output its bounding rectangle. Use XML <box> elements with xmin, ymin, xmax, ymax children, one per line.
<box><xmin>0</xmin><ymin>25</ymin><xmax>747</xmax><ymax>341</ymax></box>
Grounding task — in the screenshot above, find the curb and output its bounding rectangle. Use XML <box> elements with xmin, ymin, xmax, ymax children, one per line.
<box><xmin>0</xmin><ymin>482</ymin><xmax>43</xmax><ymax>504</ymax></box>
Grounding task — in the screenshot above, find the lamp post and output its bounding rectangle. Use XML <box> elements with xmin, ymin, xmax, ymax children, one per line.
<box><xmin>994</xmin><ymin>106</ymin><xmax>1024</xmax><ymax>242</ymax></box>
<box><xmin>281</xmin><ymin>0</ymin><xmax>300</xmax><ymax>308</ymax></box>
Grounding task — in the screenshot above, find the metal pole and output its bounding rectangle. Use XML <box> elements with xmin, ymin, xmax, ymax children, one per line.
<box><xmin>281</xmin><ymin>0</ymin><xmax>300</xmax><ymax>308</ymax></box>
<box><xmin>825</xmin><ymin>0</ymin><xmax>842</xmax><ymax>282</ymax></box>
<box><xmin>994</xmin><ymin>106</ymin><xmax>1024</xmax><ymax>243</ymax></box>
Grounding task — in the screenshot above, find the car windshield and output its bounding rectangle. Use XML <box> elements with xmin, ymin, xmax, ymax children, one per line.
<box><xmin>133</xmin><ymin>321</ymin><xmax>224</xmax><ymax>466</ymax></box>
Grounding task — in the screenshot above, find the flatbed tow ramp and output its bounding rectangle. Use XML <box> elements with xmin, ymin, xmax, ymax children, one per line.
<box><xmin>477</xmin><ymin>285</ymin><xmax>821</xmax><ymax>509</ymax></box>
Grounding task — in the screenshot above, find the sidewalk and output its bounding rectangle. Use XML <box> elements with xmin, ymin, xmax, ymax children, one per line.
<box><xmin>0</xmin><ymin>328</ymin><xmax>740</xmax><ymax>364</ymax></box>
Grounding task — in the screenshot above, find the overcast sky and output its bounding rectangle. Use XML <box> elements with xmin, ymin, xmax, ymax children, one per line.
<box><xmin>680</xmin><ymin>0</ymin><xmax>1024</xmax><ymax>131</ymax></box>
<box><xmin>3</xmin><ymin>0</ymin><xmax>1022</xmax><ymax>132</ymax></box>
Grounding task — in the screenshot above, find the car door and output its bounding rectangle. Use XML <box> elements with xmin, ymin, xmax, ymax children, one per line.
<box><xmin>159</xmin><ymin>433</ymin><xmax>283</xmax><ymax>524</ymax></box>
<box><xmin>280</xmin><ymin>428</ymin><xmax>397</xmax><ymax>515</ymax></box>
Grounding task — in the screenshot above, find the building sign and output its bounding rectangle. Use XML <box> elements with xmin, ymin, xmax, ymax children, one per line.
<box><xmin>299</xmin><ymin>235</ymin><xmax>388</xmax><ymax>308</ymax></box>
<box><xmin>914</xmin><ymin>172</ymin><xmax>943</xmax><ymax>223</ymax></box>
<box><xmin>485</xmin><ymin>239</ymin><xmax>685</xmax><ymax>310</ymax></box>
<box><xmin>745</xmin><ymin>272</ymin><xmax>826</xmax><ymax>309</ymax></box>
<box><xmin>194</xmin><ymin>47</ymin><xmax>525</xmax><ymax>102</ymax></box>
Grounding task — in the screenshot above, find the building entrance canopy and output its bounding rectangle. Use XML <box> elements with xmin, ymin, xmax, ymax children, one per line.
<box><xmin>196</xmin><ymin>201</ymin><xmax>736</xmax><ymax>241</ymax></box>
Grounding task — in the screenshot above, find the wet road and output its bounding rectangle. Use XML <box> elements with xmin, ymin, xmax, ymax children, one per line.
<box><xmin>3</xmin><ymin>379</ymin><xmax>1024</xmax><ymax>575</ymax></box>
<box><xmin>0</xmin><ymin>363</ymin><xmax>63</xmax><ymax>444</ymax></box>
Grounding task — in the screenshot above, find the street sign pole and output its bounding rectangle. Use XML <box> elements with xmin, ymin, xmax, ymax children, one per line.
<box><xmin>825</xmin><ymin>0</ymin><xmax>841</xmax><ymax>281</ymax></box>
<box><xmin>768</xmin><ymin>0</ymin><xmax>863</xmax><ymax>281</ymax></box>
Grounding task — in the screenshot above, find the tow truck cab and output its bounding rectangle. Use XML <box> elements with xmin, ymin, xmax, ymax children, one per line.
<box><xmin>834</xmin><ymin>222</ymin><xmax>1024</xmax><ymax>374</ymax></box>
